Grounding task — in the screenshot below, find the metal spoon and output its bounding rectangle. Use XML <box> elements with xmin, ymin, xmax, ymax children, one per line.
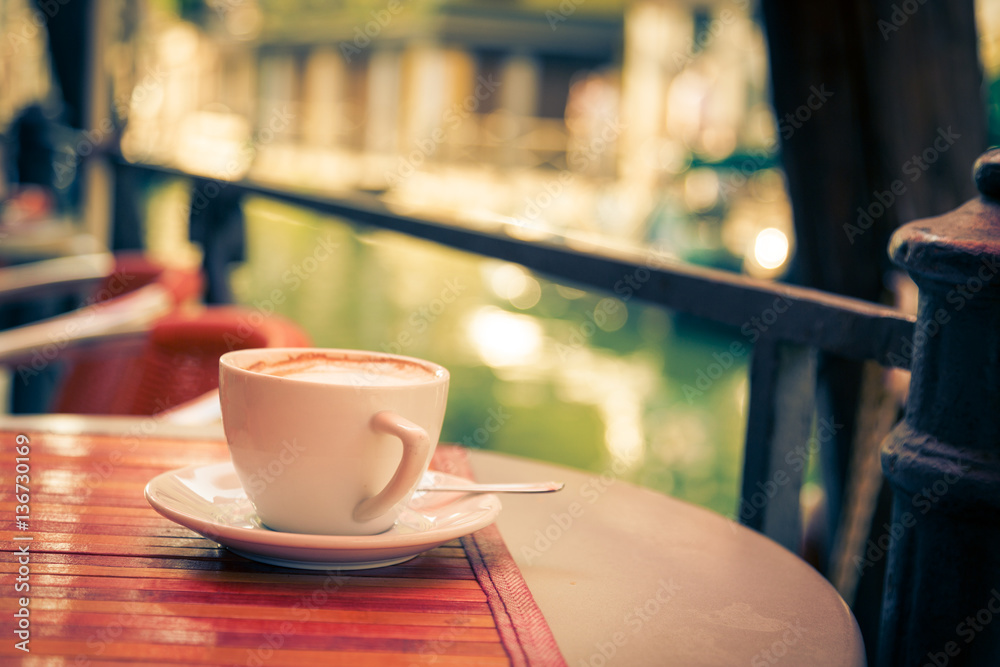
<box><xmin>416</xmin><ymin>481</ymin><xmax>564</xmax><ymax>494</ymax></box>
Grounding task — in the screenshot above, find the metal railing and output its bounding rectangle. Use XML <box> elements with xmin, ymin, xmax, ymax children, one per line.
<box><xmin>116</xmin><ymin>158</ymin><xmax>916</xmax><ymax>556</ymax></box>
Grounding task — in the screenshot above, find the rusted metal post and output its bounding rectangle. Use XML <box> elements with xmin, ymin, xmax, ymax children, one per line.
<box><xmin>879</xmin><ymin>149</ymin><xmax>1000</xmax><ymax>665</ymax></box>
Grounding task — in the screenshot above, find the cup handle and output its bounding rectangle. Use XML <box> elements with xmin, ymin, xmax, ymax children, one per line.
<box><xmin>353</xmin><ymin>411</ymin><xmax>432</xmax><ymax>523</ymax></box>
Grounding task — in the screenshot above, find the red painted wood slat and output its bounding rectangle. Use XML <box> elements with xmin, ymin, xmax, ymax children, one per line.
<box><xmin>1</xmin><ymin>431</ymin><xmax>529</xmax><ymax>666</ymax></box>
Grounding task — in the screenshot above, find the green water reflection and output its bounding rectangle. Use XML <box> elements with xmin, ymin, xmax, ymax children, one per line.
<box><xmin>219</xmin><ymin>195</ymin><xmax>749</xmax><ymax>517</ymax></box>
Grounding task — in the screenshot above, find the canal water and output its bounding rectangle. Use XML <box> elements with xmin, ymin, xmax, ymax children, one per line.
<box><xmin>148</xmin><ymin>182</ymin><xmax>758</xmax><ymax>517</ymax></box>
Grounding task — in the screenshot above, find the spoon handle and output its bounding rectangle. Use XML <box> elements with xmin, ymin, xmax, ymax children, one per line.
<box><xmin>417</xmin><ymin>481</ymin><xmax>564</xmax><ymax>494</ymax></box>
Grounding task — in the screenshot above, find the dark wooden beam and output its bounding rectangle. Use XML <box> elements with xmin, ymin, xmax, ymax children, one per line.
<box><xmin>760</xmin><ymin>1</ymin><xmax>986</xmax><ymax>662</ymax></box>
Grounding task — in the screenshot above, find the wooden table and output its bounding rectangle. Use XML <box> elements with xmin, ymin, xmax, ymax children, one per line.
<box><xmin>0</xmin><ymin>415</ymin><xmax>865</xmax><ymax>666</ymax></box>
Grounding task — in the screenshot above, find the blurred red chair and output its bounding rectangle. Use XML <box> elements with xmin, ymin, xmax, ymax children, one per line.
<box><xmin>94</xmin><ymin>252</ymin><xmax>203</xmax><ymax>306</ymax></box>
<box><xmin>49</xmin><ymin>306</ymin><xmax>311</xmax><ymax>418</ymax></box>
<box><xmin>0</xmin><ymin>252</ymin><xmax>112</xmax><ymax>304</ymax></box>
<box><xmin>0</xmin><ymin>252</ymin><xmax>204</xmax><ymax>413</ymax></box>
<box><xmin>0</xmin><ymin>253</ymin><xmax>311</xmax><ymax>419</ymax></box>
<box><xmin>0</xmin><ymin>251</ymin><xmax>201</xmax><ymax>307</ymax></box>
<box><xmin>0</xmin><ymin>252</ymin><xmax>203</xmax><ymax>357</ymax></box>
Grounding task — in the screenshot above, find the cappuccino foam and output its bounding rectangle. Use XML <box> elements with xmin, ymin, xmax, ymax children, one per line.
<box><xmin>263</xmin><ymin>355</ymin><xmax>436</xmax><ymax>386</ymax></box>
<box><xmin>284</xmin><ymin>366</ymin><xmax>428</xmax><ymax>386</ymax></box>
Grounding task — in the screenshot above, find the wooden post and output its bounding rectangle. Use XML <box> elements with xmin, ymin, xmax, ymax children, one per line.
<box><xmin>740</xmin><ymin>338</ymin><xmax>817</xmax><ymax>553</ymax></box>
<box><xmin>879</xmin><ymin>149</ymin><xmax>1000</xmax><ymax>665</ymax></box>
<box><xmin>759</xmin><ymin>3</ymin><xmax>986</xmax><ymax>654</ymax></box>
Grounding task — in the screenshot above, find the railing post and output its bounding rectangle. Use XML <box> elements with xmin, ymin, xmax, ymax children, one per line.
<box><xmin>878</xmin><ymin>149</ymin><xmax>1000</xmax><ymax>665</ymax></box>
<box><xmin>740</xmin><ymin>337</ymin><xmax>817</xmax><ymax>553</ymax></box>
<box><xmin>188</xmin><ymin>177</ymin><xmax>245</xmax><ymax>304</ymax></box>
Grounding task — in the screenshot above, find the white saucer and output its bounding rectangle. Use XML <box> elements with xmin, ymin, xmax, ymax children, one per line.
<box><xmin>144</xmin><ymin>462</ymin><xmax>502</xmax><ymax>570</ymax></box>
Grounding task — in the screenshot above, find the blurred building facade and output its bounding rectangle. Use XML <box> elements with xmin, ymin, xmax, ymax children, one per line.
<box><xmin>8</xmin><ymin>1</ymin><xmax>1000</xmax><ymax>273</ymax></box>
<box><xmin>107</xmin><ymin>0</ymin><xmax>791</xmax><ymax>274</ymax></box>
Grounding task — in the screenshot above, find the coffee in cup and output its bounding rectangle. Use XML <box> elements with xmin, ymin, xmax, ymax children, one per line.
<box><xmin>219</xmin><ymin>348</ymin><xmax>449</xmax><ymax>535</ymax></box>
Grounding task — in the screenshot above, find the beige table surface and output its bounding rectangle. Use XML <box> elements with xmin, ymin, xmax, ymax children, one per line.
<box><xmin>1</xmin><ymin>415</ymin><xmax>865</xmax><ymax>666</ymax></box>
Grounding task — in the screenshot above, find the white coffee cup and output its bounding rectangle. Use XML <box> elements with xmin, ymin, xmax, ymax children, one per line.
<box><xmin>219</xmin><ymin>348</ymin><xmax>449</xmax><ymax>535</ymax></box>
